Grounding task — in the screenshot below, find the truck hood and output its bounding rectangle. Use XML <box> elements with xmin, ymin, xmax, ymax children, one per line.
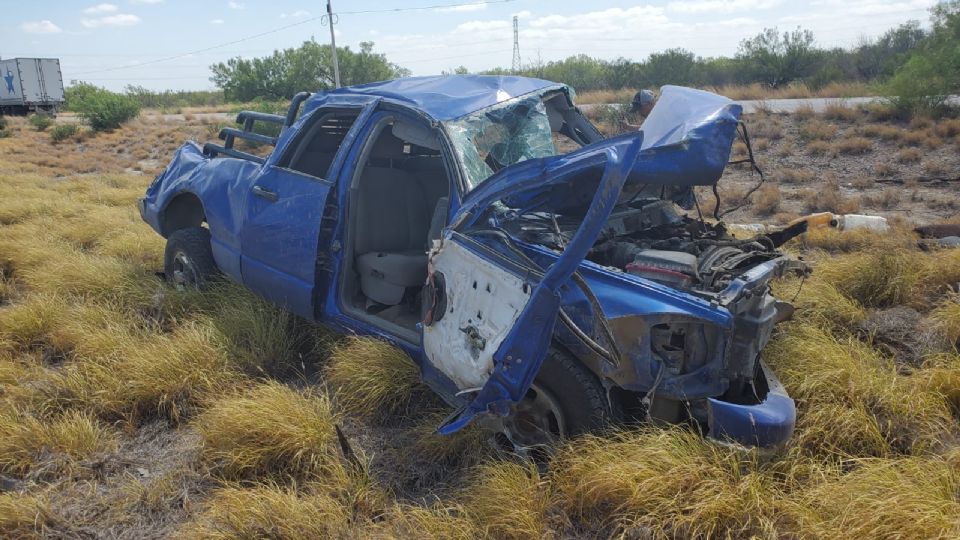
<box><xmin>454</xmin><ymin>86</ymin><xmax>742</xmax><ymax>225</ymax></box>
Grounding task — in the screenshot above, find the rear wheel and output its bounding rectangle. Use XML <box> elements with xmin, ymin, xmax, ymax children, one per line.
<box><xmin>496</xmin><ymin>346</ymin><xmax>613</xmax><ymax>456</ymax></box>
<box><xmin>164</xmin><ymin>227</ymin><xmax>218</xmax><ymax>290</ymax></box>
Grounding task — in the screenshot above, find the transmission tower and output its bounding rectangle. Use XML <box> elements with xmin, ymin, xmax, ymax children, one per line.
<box><xmin>512</xmin><ymin>16</ymin><xmax>521</xmax><ymax>73</ymax></box>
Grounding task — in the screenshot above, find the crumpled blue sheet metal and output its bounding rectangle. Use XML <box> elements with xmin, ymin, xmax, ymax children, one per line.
<box><xmin>631</xmin><ymin>85</ymin><xmax>742</xmax><ymax>186</ymax></box>
<box><xmin>454</xmin><ymin>85</ymin><xmax>742</xmax><ymax>217</ymax></box>
<box><xmin>140</xmin><ymin>141</ymin><xmax>260</xmax><ymax>279</ymax></box>
<box><xmin>300</xmin><ymin>75</ymin><xmax>561</xmax><ymax>121</ymax></box>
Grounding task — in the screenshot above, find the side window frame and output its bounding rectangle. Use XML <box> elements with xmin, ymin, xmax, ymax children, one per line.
<box><xmin>275</xmin><ymin>106</ymin><xmax>363</xmax><ymax>181</ymax></box>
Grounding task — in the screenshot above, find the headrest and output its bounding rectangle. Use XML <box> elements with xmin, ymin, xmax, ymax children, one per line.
<box><xmin>370</xmin><ymin>131</ymin><xmax>407</xmax><ymax>159</ymax></box>
<box><xmin>392</xmin><ymin>120</ymin><xmax>441</xmax><ymax>151</ymax></box>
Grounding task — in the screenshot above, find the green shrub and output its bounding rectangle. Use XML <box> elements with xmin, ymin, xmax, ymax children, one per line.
<box><xmin>28</xmin><ymin>113</ymin><xmax>54</xmax><ymax>131</ymax></box>
<box><xmin>0</xmin><ymin>116</ymin><xmax>9</xmax><ymax>138</ymax></box>
<box><xmin>69</xmin><ymin>83</ymin><xmax>141</xmax><ymax>132</ymax></box>
<box><xmin>50</xmin><ymin>123</ymin><xmax>79</xmax><ymax>143</ymax></box>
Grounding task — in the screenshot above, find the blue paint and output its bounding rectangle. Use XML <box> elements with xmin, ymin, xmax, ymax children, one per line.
<box><xmin>3</xmin><ymin>69</ymin><xmax>15</xmax><ymax>94</ymax></box>
<box><xmin>139</xmin><ymin>76</ymin><xmax>796</xmax><ymax>449</ymax></box>
<box><xmin>707</xmin><ymin>362</ymin><xmax>796</xmax><ymax>448</ymax></box>
<box><xmin>300</xmin><ymin>75</ymin><xmax>560</xmax><ymax>121</ymax></box>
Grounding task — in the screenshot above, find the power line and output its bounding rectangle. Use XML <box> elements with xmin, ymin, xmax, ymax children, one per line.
<box><xmin>71</xmin><ymin>17</ymin><xmax>324</xmax><ymax>76</ymax></box>
<box><xmin>69</xmin><ymin>0</ymin><xmax>519</xmax><ymax>77</ymax></box>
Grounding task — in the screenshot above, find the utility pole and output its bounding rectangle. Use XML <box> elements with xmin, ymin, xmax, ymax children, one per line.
<box><xmin>511</xmin><ymin>15</ymin><xmax>521</xmax><ymax>74</ymax></box>
<box><xmin>323</xmin><ymin>0</ymin><xmax>342</xmax><ymax>88</ymax></box>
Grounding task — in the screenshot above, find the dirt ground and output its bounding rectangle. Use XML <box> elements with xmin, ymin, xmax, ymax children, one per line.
<box><xmin>716</xmin><ymin>110</ymin><xmax>960</xmax><ymax>226</ymax></box>
<box><xmin>3</xmin><ymin>107</ymin><xmax>958</xmax><ymax>227</ymax></box>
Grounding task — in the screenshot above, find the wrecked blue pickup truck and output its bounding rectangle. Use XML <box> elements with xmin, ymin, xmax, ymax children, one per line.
<box><xmin>140</xmin><ymin>75</ymin><xmax>809</xmax><ymax>452</ymax></box>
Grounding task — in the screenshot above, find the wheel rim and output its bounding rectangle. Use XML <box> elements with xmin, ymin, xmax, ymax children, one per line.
<box><xmin>171</xmin><ymin>251</ymin><xmax>200</xmax><ymax>290</ymax></box>
<box><xmin>498</xmin><ymin>383</ymin><xmax>566</xmax><ymax>454</ymax></box>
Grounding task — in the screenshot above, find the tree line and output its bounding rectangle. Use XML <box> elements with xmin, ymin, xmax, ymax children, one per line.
<box><xmin>478</xmin><ymin>23</ymin><xmax>925</xmax><ymax>92</ymax></box>
<box><xmin>67</xmin><ymin>1</ymin><xmax>958</xmax><ymax>116</ymax></box>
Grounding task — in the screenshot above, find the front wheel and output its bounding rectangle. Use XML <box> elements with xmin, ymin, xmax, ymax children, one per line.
<box><xmin>497</xmin><ymin>346</ymin><xmax>614</xmax><ymax>455</ymax></box>
<box><xmin>164</xmin><ymin>227</ymin><xmax>218</xmax><ymax>290</ymax></box>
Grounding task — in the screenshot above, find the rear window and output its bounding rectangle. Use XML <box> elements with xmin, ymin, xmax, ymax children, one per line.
<box><xmin>279</xmin><ymin>111</ymin><xmax>359</xmax><ymax>179</ymax></box>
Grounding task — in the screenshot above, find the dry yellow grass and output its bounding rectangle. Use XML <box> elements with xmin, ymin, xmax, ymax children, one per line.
<box><xmin>0</xmin><ymin>409</ymin><xmax>116</xmax><ymax>475</ymax></box>
<box><xmin>462</xmin><ymin>461</ymin><xmax>551</xmax><ymax>540</ymax></box>
<box><xmin>574</xmin><ymin>88</ymin><xmax>638</xmax><ymax>104</ymax></box>
<box><xmin>815</xmin><ymin>251</ymin><xmax>921</xmax><ymax>308</ymax></box>
<box><xmin>931</xmin><ymin>298</ymin><xmax>960</xmax><ymax>347</ymax></box>
<box><xmin>916</xmin><ymin>354</ymin><xmax>960</xmax><ymax>415</ymax></box>
<box><xmin>325</xmin><ymin>336</ymin><xmax>429</xmax><ymax>421</ymax></box>
<box><xmin>180</xmin><ymin>485</ymin><xmax>352</xmax><ymax>539</ymax></box>
<box><xmin>765</xmin><ymin>322</ymin><xmax>954</xmax><ymax>456</ymax></box>
<box><xmin>55</xmin><ymin>322</ymin><xmax>243</xmax><ymax>424</ymax></box>
<box><xmin>773</xmin><ymin>278</ymin><xmax>865</xmax><ymax>331</ymax></box>
<box><xmin>551</xmin><ymin>428</ymin><xmax>792</xmax><ymax>538</ymax></box>
<box><xmin>822</xmin><ymin>102</ymin><xmax>862</xmax><ymax>122</ymax></box>
<box><xmin>793</xmin><ymin>226</ymin><xmax>916</xmax><ymax>254</ymax></box>
<box><xmin>933</xmin><ymin>118</ymin><xmax>960</xmax><ymax>139</ymax></box>
<box><xmin>801</xmin><ymin>457</ymin><xmax>960</xmax><ymax>539</ymax></box>
<box><xmin>798</xmin><ymin>119</ymin><xmax>838</xmax><ymax>141</ymax></box>
<box><xmin>775</xmin><ymin>168</ymin><xmax>815</xmax><ymax>184</ymax></box>
<box><xmin>793</xmin><ymin>104</ymin><xmax>816</xmax><ymax>121</ymax></box>
<box><xmin>834</xmin><ymin>136</ymin><xmax>874</xmax><ymax>155</ymax></box>
<box><xmin>0</xmin><ymin>492</ymin><xmax>54</xmax><ymax>539</ymax></box>
<box><xmin>196</xmin><ymin>381</ymin><xmax>341</xmax><ymax>481</ymax></box>
<box><xmin>805</xmin><ymin>140</ymin><xmax>831</xmax><ymax>155</ymax></box>
<box><xmin>199</xmin><ymin>282</ymin><xmax>305</xmax><ymax>376</ymax></box>
<box><xmin>752</xmin><ymin>183</ymin><xmax>781</xmax><ymax>215</ymax></box>
<box><xmin>369</xmin><ymin>503</ymin><xmax>476</xmax><ymax>539</ymax></box>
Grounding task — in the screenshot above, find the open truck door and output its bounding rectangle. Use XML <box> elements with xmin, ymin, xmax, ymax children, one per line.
<box><xmin>421</xmin><ymin>136</ymin><xmax>643</xmax><ymax>434</ymax></box>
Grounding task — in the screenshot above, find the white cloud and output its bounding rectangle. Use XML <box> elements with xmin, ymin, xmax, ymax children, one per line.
<box><xmin>529</xmin><ymin>6</ymin><xmax>670</xmax><ymax>32</ymax></box>
<box><xmin>513</xmin><ymin>10</ymin><xmax>532</xmax><ymax>19</ymax></box>
<box><xmin>668</xmin><ymin>0</ymin><xmax>782</xmax><ymax>14</ymax></box>
<box><xmin>21</xmin><ymin>20</ymin><xmax>63</xmax><ymax>34</ymax></box>
<box><xmin>228</xmin><ymin>1</ymin><xmax>245</xmax><ymax>9</ymax></box>
<box><xmin>811</xmin><ymin>0</ymin><xmax>934</xmax><ymax>16</ymax></box>
<box><xmin>210</xmin><ymin>18</ymin><xmax>225</xmax><ymax>25</ymax></box>
<box><xmin>81</xmin><ymin>13</ymin><xmax>141</xmax><ymax>28</ymax></box>
<box><xmin>436</xmin><ymin>1</ymin><xmax>487</xmax><ymax>12</ymax></box>
<box><xmin>455</xmin><ymin>19</ymin><xmax>511</xmax><ymax>32</ymax></box>
<box><xmin>280</xmin><ymin>10</ymin><xmax>311</xmax><ymax>19</ymax></box>
<box><xmin>84</xmin><ymin>3</ymin><xmax>118</xmax><ymax>14</ymax></box>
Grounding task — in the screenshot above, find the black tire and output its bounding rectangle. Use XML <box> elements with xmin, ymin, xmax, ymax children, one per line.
<box><xmin>163</xmin><ymin>227</ymin><xmax>218</xmax><ymax>289</ymax></box>
<box><xmin>500</xmin><ymin>346</ymin><xmax>614</xmax><ymax>451</ymax></box>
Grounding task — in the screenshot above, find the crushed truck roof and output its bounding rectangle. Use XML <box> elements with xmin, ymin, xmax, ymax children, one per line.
<box><xmin>300</xmin><ymin>74</ymin><xmax>562</xmax><ymax>121</ymax></box>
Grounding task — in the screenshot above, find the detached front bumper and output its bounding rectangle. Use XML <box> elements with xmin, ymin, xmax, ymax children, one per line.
<box><xmin>706</xmin><ymin>359</ymin><xmax>795</xmax><ymax>448</ymax></box>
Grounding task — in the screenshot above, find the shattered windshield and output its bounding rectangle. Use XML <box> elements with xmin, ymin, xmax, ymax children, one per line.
<box><xmin>444</xmin><ymin>94</ymin><xmax>559</xmax><ymax>190</ymax></box>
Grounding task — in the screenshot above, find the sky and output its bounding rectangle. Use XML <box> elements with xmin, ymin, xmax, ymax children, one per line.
<box><xmin>0</xmin><ymin>0</ymin><xmax>943</xmax><ymax>92</ymax></box>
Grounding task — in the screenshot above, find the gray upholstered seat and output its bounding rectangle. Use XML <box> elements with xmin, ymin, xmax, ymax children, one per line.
<box><xmin>356</xmin><ymin>250</ymin><xmax>428</xmax><ymax>305</ymax></box>
<box><xmin>353</xmin><ymin>132</ymin><xmax>448</xmax><ymax>305</ymax></box>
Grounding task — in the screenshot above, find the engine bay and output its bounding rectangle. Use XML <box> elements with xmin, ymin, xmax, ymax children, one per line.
<box><xmin>504</xmin><ymin>199</ymin><xmax>802</xmax><ymax>295</ymax></box>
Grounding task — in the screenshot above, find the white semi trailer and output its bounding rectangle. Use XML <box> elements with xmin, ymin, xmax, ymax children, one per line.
<box><xmin>0</xmin><ymin>58</ymin><xmax>65</xmax><ymax>115</ymax></box>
